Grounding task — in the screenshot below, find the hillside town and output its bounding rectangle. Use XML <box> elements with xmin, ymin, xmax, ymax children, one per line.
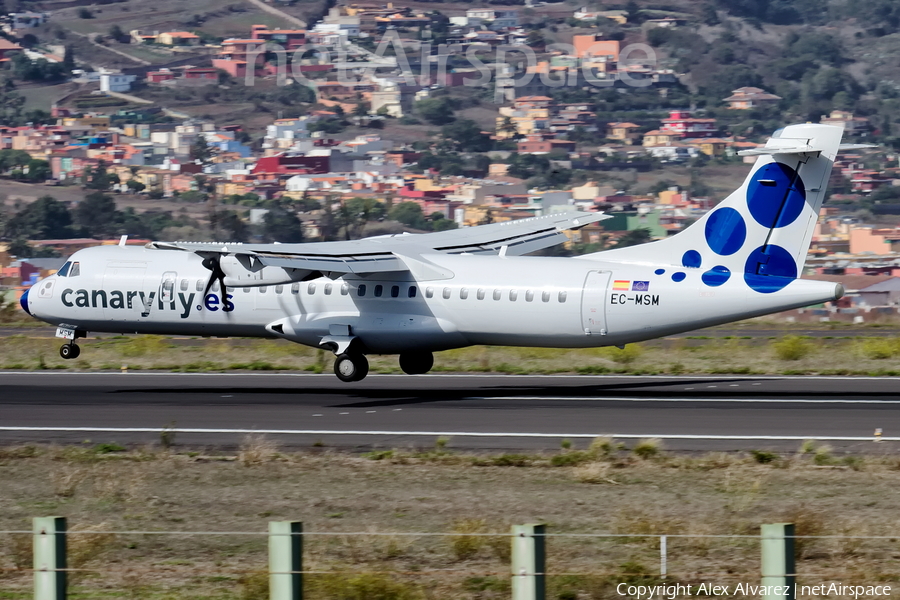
<box><xmin>2</xmin><ymin>0</ymin><xmax>900</xmax><ymax>321</ymax></box>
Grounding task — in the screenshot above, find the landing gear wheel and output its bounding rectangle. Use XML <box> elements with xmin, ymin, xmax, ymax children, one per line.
<box><xmin>334</xmin><ymin>353</ymin><xmax>369</xmax><ymax>382</ymax></box>
<box><xmin>59</xmin><ymin>343</ymin><xmax>80</xmax><ymax>360</ymax></box>
<box><xmin>399</xmin><ymin>351</ymin><xmax>434</xmax><ymax>375</ymax></box>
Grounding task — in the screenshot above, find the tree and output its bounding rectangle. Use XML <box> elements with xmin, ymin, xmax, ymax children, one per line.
<box><xmin>75</xmin><ymin>192</ymin><xmax>119</xmax><ymax>238</ymax></box>
<box><xmin>77</xmin><ymin>7</ymin><xmax>93</xmax><ymax>18</ymax></box>
<box><xmin>440</xmin><ymin>120</ymin><xmax>491</xmax><ymax>152</ymax></box>
<box><xmin>108</xmin><ymin>25</ymin><xmax>125</xmax><ymax>42</ymax></box>
<box><xmin>389</xmin><ymin>202</ymin><xmax>430</xmax><ymax>230</ymax></box>
<box><xmin>353</xmin><ymin>102</ymin><xmax>370</xmax><ymax>117</ymax></box>
<box><xmin>261</xmin><ymin>209</ymin><xmax>304</xmax><ymax>243</ymax></box>
<box><xmin>63</xmin><ymin>45</ymin><xmax>75</xmax><ymax>71</ymax></box>
<box><xmin>126</xmin><ymin>179</ymin><xmax>146</xmax><ymax>193</ymax></box>
<box><xmin>190</xmin><ymin>137</ymin><xmax>213</xmax><ymax>164</ymax></box>
<box><xmin>4</xmin><ymin>195</ymin><xmax>76</xmax><ymax>240</ymax></box>
<box><xmin>415</xmin><ymin>97</ymin><xmax>460</xmax><ymax>126</ymax></box>
<box><xmin>336</xmin><ymin>197</ymin><xmax>386</xmax><ymax>240</ymax></box>
<box><xmin>83</xmin><ymin>160</ymin><xmax>114</xmax><ymax>190</ymax></box>
<box><xmin>24</xmin><ymin>159</ymin><xmax>50</xmax><ymax>182</ymax></box>
<box><xmin>614</xmin><ymin>228</ymin><xmax>652</xmax><ymax>248</ymax></box>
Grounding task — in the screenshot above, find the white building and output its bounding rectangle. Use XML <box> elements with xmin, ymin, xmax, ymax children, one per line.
<box><xmin>100</xmin><ymin>72</ymin><xmax>137</xmax><ymax>93</ymax></box>
<box><xmin>464</xmin><ymin>9</ymin><xmax>518</xmax><ymax>30</ymax></box>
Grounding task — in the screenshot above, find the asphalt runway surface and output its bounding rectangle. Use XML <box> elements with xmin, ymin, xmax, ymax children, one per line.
<box><xmin>2</xmin><ymin>372</ymin><xmax>900</xmax><ymax>452</ymax></box>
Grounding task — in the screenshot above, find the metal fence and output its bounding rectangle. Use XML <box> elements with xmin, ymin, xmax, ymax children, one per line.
<box><xmin>5</xmin><ymin>519</ymin><xmax>898</xmax><ymax>600</ymax></box>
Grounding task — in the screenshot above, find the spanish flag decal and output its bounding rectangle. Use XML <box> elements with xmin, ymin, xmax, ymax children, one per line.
<box><xmin>612</xmin><ymin>280</ymin><xmax>631</xmax><ymax>290</ymax></box>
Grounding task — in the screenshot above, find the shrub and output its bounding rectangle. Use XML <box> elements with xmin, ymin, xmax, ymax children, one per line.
<box><xmin>813</xmin><ymin>445</ymin><xmax>834</xmax><ymax>466</ymax></box>
<box><xmin>308</xmin><ymin>573</ymin><xmax>421</xmax><ymax>600</ymax></box>
<box><xmin>750</xmin><ymin>450</ymin><xmax>778</xmax><ymax>464</ymax></box>
<box><xmin>610</xmin><ymin>344</ymin><xmax>642</xmax><ymax>364</ymax></box>
<box><xmin>239</xmin><ymin>569</ymin><xmax>268</xmax><ymax>600</ymax></box>
<box><xmin>450</xmin><ymin>518</ymin><xmax>488</xmax><ymax>561</ymax></box>
<box><xmin>632</xmin><ymin>438</ymin><xmax>662</xmax><ymax>459</ymax></box>
<box><xmin>772</xmin><ymin>336</ymin><xmax>813</xmax><ymax>361</ymax></box>
<box><xmin>551</xmin><ymin>450</ymin><xmax>592</xmax><ymax>467</ymax></box>
<box><xmin>238</xmin><ymin>434</ymin><xmax>279</xmax><ymax>466</ymax></box>
<box><xmin>858</xmin><ymin>338</ymin><xmax>896</xmax><ymax>359</ymax></box>
<box><xmin>573</xmin><ymin>461</ymin><xmax>612</xmax><ymax>483</ymax></box>
<box><xmin>589</xmin><ymin>436</ymin><xmax>620</xmax><ymax>458</ymax></box>
<box><xmin>94</xmin><ymin>442</ymin><xmax>126</xmax><ymax>454</ymax></box>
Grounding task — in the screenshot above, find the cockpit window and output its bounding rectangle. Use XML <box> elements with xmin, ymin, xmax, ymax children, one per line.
<box><xmin>68</xmin><ymin>262</ymin><xmax>81</xmax><ymax>277</ymax></box>
<box><xmin>57</xmin><ymin>262</ymin><xmax>71</xmax><ymax>277</ymax></box>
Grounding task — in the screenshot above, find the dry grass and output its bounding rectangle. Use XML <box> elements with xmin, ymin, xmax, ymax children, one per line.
<box><xmin>3</xmin><ymin>444</ymin><xmax>900</xmax><ymax>597</ymax></box>
<box><xmin>6</xmin><ymin>330</ymin><xmax>900</xmax><ymax>375</ymax></box>
<box><xmin>238</xmin><ymin>434</ymin><xmax>280</xmax><ymax>467</ymax></box>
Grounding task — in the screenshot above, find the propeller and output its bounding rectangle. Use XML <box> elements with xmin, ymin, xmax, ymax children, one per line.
<box><xmin>201</xmin><ymin>255</ymin><xmax>227</xmax><ymax>297</ymax></box>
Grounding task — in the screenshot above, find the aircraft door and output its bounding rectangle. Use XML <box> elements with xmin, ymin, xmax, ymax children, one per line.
<box><xmin>581</xmin><ymin>270</ymin><xmax>611</xmax><ymax>335</ymax></box>
<box><xmin>103</xmin><ymin>263</ymin><xmax>147</xmax><ymax>320</ymax></box>
<box><xmin>160</xmin><ymin>271</ymin><xmax>177</xmax><ymax>304</ymax></box>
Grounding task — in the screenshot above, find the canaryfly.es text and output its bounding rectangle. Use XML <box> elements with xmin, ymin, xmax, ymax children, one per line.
<box><xmin>616</xmin><ymin>583</ymin><xmax>892</xmax><ymax>599</ymax></box>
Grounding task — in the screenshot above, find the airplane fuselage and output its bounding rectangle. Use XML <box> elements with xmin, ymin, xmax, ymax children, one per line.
<box><xmin>26</xmin><ymin>245</ymin><xmax>841</xmax><ymax>354</ymax></box>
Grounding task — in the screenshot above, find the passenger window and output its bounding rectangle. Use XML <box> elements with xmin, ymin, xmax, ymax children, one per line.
<box><xmin>243</xmin><ymin>287</ymin><xmax>251</xmax><ymax>293</ymax></box>
<box><xmin>291</xmin><ymin>283</ymin><xmax>300</xmax><ymax>294</ymax></box>
<box><xmin>341</xmin><ymin>283</ymin><xmax>349</xmax><ymax>295</ymax></box>
<box><xmin>161</xmin><ymin>276</ymin><xmax>175</xmax><ymax>301</ymax></box>
<box><xmin>558</xmin><ymin>291</ymin><xmax>567</xmax><ymax>303</ymax></box>
<box><xmin>426</xmin><ymin>287</ymin><xmax>434</xmax><ymax>298</ymax></box>
<box><xmin>477</xmin><ymin>288</ymin><xmax>485</xmax><ymax>300</ymax></box>
<box><xmin>493</xmin><ymin>289</ymin><xmax>501</xmax><ymax>301</ymax></box>
<box><xmin>308</xmin><ymin>283</ymin><xmax>316</xmax><ymax>294</ymax></box>
<box><xmin>442</xmin><ymin>287</ymin><xmax>451</xmax><ymax>299</ymax></box>
<box><xmin>358</xmin><ymin>284</ymin><xmax>367</xmax><ymax>297</ymax></box>
<box><xmin>196</xmin><ymin>280</ymin><xmax>205</xmax><ymax>292</ymax></box>
<box><xmin>390</xmin><ymin>285</ymin><xmax>400</xmax><ymax>298</ymax></box>
<box><xmin>408</xmin><ymin>286</ymin><xmax>417</xmax><ymax>298</ymax></box>
<box><xmin>374</xmin><ymin>284</ymin><xmax>383</xmax><ymax>297</ymax></box>
<box><xmin>542</xmin><ymin>291</ymin><xmax>550</xmax><ymax>302</ymax></box>
<box><xmin>525</xmin><ymin>290</ymin><xmax>534</xmax><ymax>302</ymax></box>
<box><xmin>259</xmin><ymin>286</ymin><xmax>267</xmax><ymax>294</ymax></box>
<box><xmin>57</xmin><ymin>262</ymin><xmax>71</xmax><ymax>277</ymax></box>
<box><xmin>69</xmin><ymin>262</ymin><xmax>81</xmax><ymax>277</ymax></box>
<box><xmin>324</xmin><ymin>283</ymin><xmax>333</xmax><ymax>295</ymax></box>
<box><xmin>275</xmin><ymin>285</ymin><xmax>284</xmax><ymax>294</ymax></box>
<box><xmin>509</xmin><ymin>290</ymin><xmax>518</xmax><ymax>301</ymax></box>
<box><xmin>180</xmin><ymin>279</ymin><xmax>189</xmax><ymax>291</ymax></box>
<box><xmin>460</xmin><ymin>288</ymin><xmax>469</xmax><ymax>300</ymax></box>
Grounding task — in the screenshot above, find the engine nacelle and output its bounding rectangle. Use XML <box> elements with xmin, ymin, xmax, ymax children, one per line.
<box><xmin>220</xmin><ymin>255</ymin><xmax>313</xmax><ymax>287</ymax></box>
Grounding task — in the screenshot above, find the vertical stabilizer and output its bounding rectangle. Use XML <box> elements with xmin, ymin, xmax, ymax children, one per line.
<box><xmin>589</xmin><ymin>123</ymin><xmax>844</xmax><ymax>294</ymax></box>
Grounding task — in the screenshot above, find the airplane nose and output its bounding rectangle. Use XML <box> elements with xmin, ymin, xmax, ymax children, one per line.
<box><xmin>19</xmin><ymin>288</ymin><xmax>32</xmax><ymax>316</ymax></box>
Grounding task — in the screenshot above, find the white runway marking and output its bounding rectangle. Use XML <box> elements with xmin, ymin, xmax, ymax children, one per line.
<box><xmin>0</xmin><ymin>426</ymin><xmax>891</xmax><ymax>442</ymax></box>
<box><xmin>468</xmin><ymin>396</ymin><xmax>900</xmax><ymax>405</ymax></box>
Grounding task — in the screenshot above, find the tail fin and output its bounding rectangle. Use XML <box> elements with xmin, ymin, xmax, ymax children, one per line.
<box><xmin>593</xmin><ymin>123</ymin><xmax>844</xmax><ymax>293</ymax></box>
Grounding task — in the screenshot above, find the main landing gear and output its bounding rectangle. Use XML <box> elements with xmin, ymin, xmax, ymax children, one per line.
<box><xmin>334</xmin><ymin>353</ymin><xmax>369</xmax><ymax>382</ymax></box>
<box><xmin>59</xmin><ymin>342</ymin><xmax>80</xmax><ymax>360</ymax></box>
<box><xmin>399</xmin><ymin>352</ymin><xmax>434</xmax><ymax>375</ymax></box>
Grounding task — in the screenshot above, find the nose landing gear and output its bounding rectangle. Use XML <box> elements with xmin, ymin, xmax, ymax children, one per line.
<box><xmin>59</xmin><ymin>342</ymin><xmax>81</xmax><ymax>360</ymax></box>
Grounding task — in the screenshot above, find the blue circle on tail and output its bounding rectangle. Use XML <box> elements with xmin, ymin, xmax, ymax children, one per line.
<box><xmin>743</xmin><ymin>245</ymin><xmax>797</xmax><ymax>293</ymax></box>
<box><xmin>702</xmin><ymin>265</ymin><xmax>731</xmax><ymax>287</ymax></box>
<box><xmin>746</xmin><ymin>162</ymin><xmax>806</xmax><ymax>229</ymax></box>
<box><xmin>682</xmin><ymin>250</ymin><xmax>702</xmax><ymax>268</ymax></box>
<box><xmin>705</xmin><ymin>207</ymin><xmax>747</xmax><ymax>256</ymax></box>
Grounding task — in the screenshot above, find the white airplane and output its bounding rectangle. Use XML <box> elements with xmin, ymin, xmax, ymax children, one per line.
<box><xmin>22</xmin><ymin>123</ymin><xmax>850</xmax><ymax>382</ymax></box>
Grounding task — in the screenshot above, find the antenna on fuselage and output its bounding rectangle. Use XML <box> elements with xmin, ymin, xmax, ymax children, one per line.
<box><xmin>119</xmin><ymin>235</ymin><xmax>128</xmax><ymax>247</ymax></box>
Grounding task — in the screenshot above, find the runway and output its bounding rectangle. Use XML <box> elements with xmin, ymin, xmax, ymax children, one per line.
<box><xmin>1</xmin><ymin>372</ymin><xmax>899</xmax><ymax>451</ymax></box>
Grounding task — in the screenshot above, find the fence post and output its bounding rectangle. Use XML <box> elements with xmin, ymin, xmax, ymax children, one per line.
<box><xmin>33</xmin><ymin>516</ymin><xmax>66</xmax><ymax>600</ymax></box>
<box><xmin>511</xmin><ymin>524</ymin><xmax>545</xmax><ymax>600</ymax></box>
<box><xmin>760</xmin><ymin>523</ymin><xmax>795</xmax><ymax>600</ymax></box>
<box><xmin>269</xmin><ymin>521</ymin><xmax>303</xmax><ymax>600</ymax></box>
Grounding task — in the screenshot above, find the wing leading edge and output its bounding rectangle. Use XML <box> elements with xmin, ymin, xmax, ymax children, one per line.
<box><xmin>147</xmin><ymin>211</ymin><xmax>608</xmax><ymax>275</ymax></box>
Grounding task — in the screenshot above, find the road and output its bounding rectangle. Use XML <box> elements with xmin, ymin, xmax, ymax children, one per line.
<box><xmin>1</xmin><ymin>372</ymin><xmax>898</xmax><ymax>452</ymax></box>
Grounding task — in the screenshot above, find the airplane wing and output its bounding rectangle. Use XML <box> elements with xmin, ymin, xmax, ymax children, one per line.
<box><xmin>148</xmin><ymin>211</ymin><xmax>608</xmax><ymax>275</ymax></box>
